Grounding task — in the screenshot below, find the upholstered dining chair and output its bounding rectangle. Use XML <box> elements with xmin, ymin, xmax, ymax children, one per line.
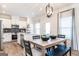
<box><xmin>45</xmin><ymin>45</ymin><xmax>71</xmax><ymax>56</ymax></box>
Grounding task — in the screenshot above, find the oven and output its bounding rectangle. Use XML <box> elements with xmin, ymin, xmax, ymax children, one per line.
<box><xmin>12</xmin><ymin>35</ymin><xmax>17</xmax><ymax>40</ymax></box>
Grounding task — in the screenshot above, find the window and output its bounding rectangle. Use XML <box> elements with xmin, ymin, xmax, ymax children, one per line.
<box><xmin>59</xmin><ymin>10</ymin><xmax>73</xmax><ymax>39</ymax></box>
<box><xmin>30</xmin><ymin>24</ymin><xmax>33</xmax><ymax>34</ymax></box>
<box><xmin>45</xmin><ymin>22</ymin><xmax>50</xmax><ymax>35</ymax></box>
<box><xmin>35</xmin><ymin>23</ymin><xmax>40</xmax><ymax>35</ymax></box>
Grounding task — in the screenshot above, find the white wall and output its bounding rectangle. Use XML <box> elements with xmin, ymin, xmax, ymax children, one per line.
<box><xmin>32</xmin><ymin>10</ymin><xmax>58</xmax><ymax>35</ymax></box>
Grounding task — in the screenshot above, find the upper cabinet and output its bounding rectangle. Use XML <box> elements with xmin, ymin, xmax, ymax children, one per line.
<box><xmin>2</xmin><ymin>19</ymin><xmax>11</xmax><ymax>28</ymax></box>
<box><xmin>19</xmin><ymin>17</ymin><xmax>27</xmax><ymax>28</ymax></box>
<box><xmin>19</xmin><ymin>21</ymin><xmax>27</xmax><ymax>28</ymax></box>
<box><xmin>0</xmin><ymin>14</ymin><xmax>11</xmax><ymax>28</ymax></box>
<box><xmin>11</xmin><ymin>16</ymin><xmax>19</xmax><ymax>25</ymax></box>
<box><xmin>0</xmin><ymin>14</ymin><xmax>27</xmax><ymax>30</ymax></box>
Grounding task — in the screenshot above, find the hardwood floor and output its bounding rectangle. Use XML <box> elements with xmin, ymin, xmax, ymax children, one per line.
<box><xmin>3</xmin><ymin>42</ymin><xmax>25</xmax><ymax>56</ymax></box>
<box><xmin>1</xmin><ymin>42</ymin><xmax>79</xmax><ymax>56</ymax></box>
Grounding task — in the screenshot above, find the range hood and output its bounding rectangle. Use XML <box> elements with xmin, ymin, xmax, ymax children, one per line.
<box><xmin>11</xmin><ymin>25</ymin><xmax>19</xmax><ymax>33</ymax></box>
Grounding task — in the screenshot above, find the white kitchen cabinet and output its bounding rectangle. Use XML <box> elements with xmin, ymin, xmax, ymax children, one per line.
<box><xmin>3</xmin><ymin>33</ymin><xmax>12</xmax><ymax>42</ymax></box>
<box><xmin>19</xmin><ymin>21</ymin><xmax>27</xmax><ymax>28</ymax></box>
<box><xmin>2</xmin><ymin>19</ymin><xmax>11</xmax><ymax>28</ymax></box>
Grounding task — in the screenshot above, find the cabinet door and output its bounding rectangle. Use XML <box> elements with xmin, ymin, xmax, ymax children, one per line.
<box><xmin>3</xmin><ymin>33</ymin><xmax>11</xmax><ymax>42</ymax></box>
<box><xmin>19</xmin><ymin>21</ymin><xmax>26</xmax><ymax>28</ymax></box>
<box><xmin>2</xmin><ymin>19</ymin><xmax>11</xmax><ymax>28</ymax></box>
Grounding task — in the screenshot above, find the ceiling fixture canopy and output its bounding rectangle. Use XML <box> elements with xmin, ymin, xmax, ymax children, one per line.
<box><xmin>46</xmin><ymin>3</ymin><xmax>53</xmax><ymax>18</ymax></box>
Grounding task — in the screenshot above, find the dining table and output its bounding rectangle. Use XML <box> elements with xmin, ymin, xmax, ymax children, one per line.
<box><xmin>26</xmin><ymin>38</ymin><xmax>67</xmax><ymax>56</ymax></box>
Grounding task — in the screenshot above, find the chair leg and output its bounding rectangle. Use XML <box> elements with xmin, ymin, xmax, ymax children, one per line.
<box><xmin>25</xmin><ymin>52</ymin><xmax>27</xmax><ymax>56</ymax></box>
<box><xmin>25</xmin><ymin>53</ymin><xmax>27</xmax><ymax>56</ymax></box>
<box><xmin>70</xmin><ymin>48</ymin><xmax>71</xmax><ymax>56</ymax></box>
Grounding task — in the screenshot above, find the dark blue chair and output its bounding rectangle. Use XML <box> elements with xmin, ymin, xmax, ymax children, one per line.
<box><xmin>45</xmin><ymin>45</ymin><xmax>71</xmax><ymax>56</ymax></box>
<box><xmin>54</xmin><ymin>45</ymin><xmax>71</xmax><ymax>56</ymax></box>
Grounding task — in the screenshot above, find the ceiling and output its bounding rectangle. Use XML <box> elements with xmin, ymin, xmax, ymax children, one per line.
<box><xmin>0</xmin><ymin>3</ymin><xmax>72</xmax><ymax>17</ymax></box>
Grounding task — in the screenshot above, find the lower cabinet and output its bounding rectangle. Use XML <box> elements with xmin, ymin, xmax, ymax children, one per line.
<box><xmin>3</xmin><ymin>33</ymin><xmax>12</xmax><ymax>42</ymax></box>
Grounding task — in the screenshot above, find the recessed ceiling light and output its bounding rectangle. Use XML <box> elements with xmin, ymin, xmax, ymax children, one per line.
<box><xmin>2</xmin><ymin>4</ymin><xmax>7</xmax><ymax>8</ymax></box>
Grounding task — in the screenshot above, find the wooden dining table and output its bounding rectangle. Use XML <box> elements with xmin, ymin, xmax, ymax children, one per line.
<box><xmin>27</xmin><ymin>38</ymin><xmax>67</xmax><ymax>56</ymax></box>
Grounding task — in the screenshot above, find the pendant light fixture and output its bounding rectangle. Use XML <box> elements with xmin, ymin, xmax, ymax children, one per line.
<box><xmin>46</xmin><ymin>3</ymin><xmax>53</xmax><ymax>17</ymax></box>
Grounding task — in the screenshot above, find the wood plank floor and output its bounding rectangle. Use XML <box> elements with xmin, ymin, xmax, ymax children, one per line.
<box><xmin>1</xmin><ymin>42</ymin><xmax>79</xmax><ymax>56</ymax></box>
<box><xmin>3</xmin><ymin>42</ymin><xmax>25</xmax><ymax>56</ymax></box>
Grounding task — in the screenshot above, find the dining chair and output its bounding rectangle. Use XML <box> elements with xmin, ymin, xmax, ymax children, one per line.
<box><xmin>58</xmin><ymin>34</ymin><xmax>65</xmax><ymax>38</ymax></box>
<box><xmin>23</xmin><ymin>40</ymin><xmax>41</xmax><ymax>56</ymax></box>
<box><xmin>54</xmin><ymin>45</ymin><xmax>71</xmax><ymax>56</ymax></box>
<box><xmin>23</xmin><ymin>40</ymin><xmax>33</xmax><ymax>56</ymax></box>
<box><xmin>57</xmin><ymin>34</ymin><xmax>66</xmax><ymax>46</ymax></box>
<box><xmin>46</xmin><ymin>35</ymin><xmax>71</xmax><ymax>56</ymax></box>
<box><xmin>32</xmin><ymin>35</ymin><xmax>40</xmax><ymax>39</ymax></box>
<box><xmin>45</xmin><ymin>45</ymin><xmax>71</xmax><ymax>56</ymax></box>
<box><xmin>32</xmin><ymin>35</ymin><xmax>43</xmax><ymax>51</ymax></box>
<box><xmin>20</xmin><ymin>34</ymin><xmax>25</xmax><ymax>48</ymax></box>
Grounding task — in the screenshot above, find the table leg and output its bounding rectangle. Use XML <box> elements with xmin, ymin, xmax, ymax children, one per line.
<box><xmin>70</xmin><ymin>47</ymin><xmax>71</xmax><ymax>56</ymax></box>
<box><xmin>41</xmin><ymin>48</ymin><xmax>46</xmax><ymax>56</ymax></box>
<box><xmin>64</xmin><ymin>40</ymin><xmax>67</xmax><ymax>47</ymax></box>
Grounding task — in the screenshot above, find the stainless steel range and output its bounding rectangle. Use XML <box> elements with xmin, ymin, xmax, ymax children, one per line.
<box><xmin>11</xmin><ymin>25</ymin><xmax>19</xmax><ymax>41</ymax></box>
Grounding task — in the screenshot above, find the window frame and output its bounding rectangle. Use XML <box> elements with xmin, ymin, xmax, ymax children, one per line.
<box><xmin>57</xmin><ymin>8</ymin><xmax>74</xmax><ymax>40</ymax></box>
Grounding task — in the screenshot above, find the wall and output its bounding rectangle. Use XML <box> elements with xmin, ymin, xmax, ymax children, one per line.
<box><xmin>32</xmin><ymin>13</ymin><xmax>58</xmax><ymax>35</ymax></box>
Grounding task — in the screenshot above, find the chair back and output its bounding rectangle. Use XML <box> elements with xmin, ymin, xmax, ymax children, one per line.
<box><xmin>23</xmin><ymin>40</ymin><xmax>33</xmax><ymax>56</ymax></box>
<box><xmin>32</xmin><ymin>35</ymin><xmax>40</xmax><ymax>39</ymax></box>
<box><xmin>20</xmin><ymin>34</ymin><xmax>24</xmax><ymax>40</ymax></box>
<box><xmin>58</xmin><ymin>34</ymin><xmax>65</xmax><ymax>38</ymax></box>
<box><xmin>20</xmin><ymin>34</ymin><xmax>24</xmax><ymax>48</ymax></box>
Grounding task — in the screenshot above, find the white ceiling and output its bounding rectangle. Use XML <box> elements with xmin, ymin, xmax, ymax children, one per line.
<box><xmin>0</xmin><ymin>3</ymin><xmax>72</xmax><ymax>17</ymax></box>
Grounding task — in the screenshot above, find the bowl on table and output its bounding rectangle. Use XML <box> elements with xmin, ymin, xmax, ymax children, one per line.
<box><xmin>41</xmin><ymin>35</ymin><xmax>49</xmax><ymax>41</ymax></box>
<box><xmin>50</xmin><ymin>36</ymin><xmax>56</xmax><ymax>39</ymax></box>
